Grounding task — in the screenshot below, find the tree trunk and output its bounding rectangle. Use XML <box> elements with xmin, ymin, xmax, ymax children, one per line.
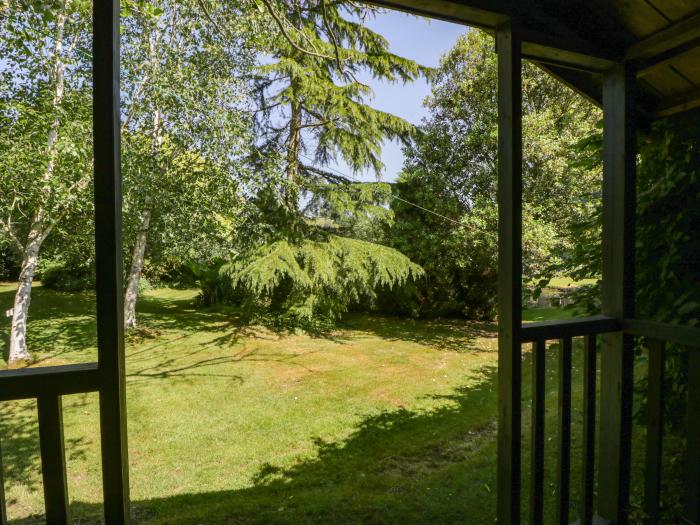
<box><xmin>8</xmin><ymin>240</ymin><xmax>41</xmax><ymax>364</ymax></box>
<box><xmin>285</xmin><ymin>99</ymin><xmax>302</xmax><ymax>212</ymax></box>
<box><xmin>7</xmin><ymin>3</ymin><xmax>67</xmax><ymax>364</ymax></box>
<box><xmin>123</xmin><ymin>205</ymin><xmax>151</xmax><ymax>330</ymax></box>
<box><xmin>123</xmin><ymin>33</ymin><xmax>162</xmax><ymax>331</ymax></box>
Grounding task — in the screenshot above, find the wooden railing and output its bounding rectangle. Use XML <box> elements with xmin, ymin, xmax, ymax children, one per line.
<box><xmin>0</xmin><ymin>363</ymin><xmax>102</xmax><ymax>524</ymax></box>
<box><xmin>519</xmin><ymin>315</ymin><xmax>700</xmax><ymax>525</ymax></box>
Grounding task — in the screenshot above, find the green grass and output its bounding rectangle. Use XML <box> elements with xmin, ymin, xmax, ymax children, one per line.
<box><xmin>1</xmin><ymin>283</ymin><xmax>584</xmax><ymax>524</ymax></box>
<box><xmin>544</xmin><ymin>276</ymin><xmax>597</xmax><ymax>289</ymax></box>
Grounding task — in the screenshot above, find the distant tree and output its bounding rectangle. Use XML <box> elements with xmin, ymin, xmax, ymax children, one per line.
<box><xmin>217</xmin><ymin>1</ymin><xmax>429</xmax><ymax>326</ymax></box>
<box><xmin>119</xmin><ymin>0</ymin><xmax>259</xmax><ymax>329</ymax></box>
<box><xmin>253</xmin><ymin>0</ymin><xmax>428</xmax><ymax>205</ymax></box>
<box><xmin>385</xmin><ymin>30</ymin><xmax>600</xmax><ymax>319</ymax></box>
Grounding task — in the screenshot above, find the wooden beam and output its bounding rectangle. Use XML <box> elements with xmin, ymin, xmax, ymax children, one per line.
<box><xmin>597</xmin><ymin>62</ymin><xmax>637</xmax><ymax>524</ymax></box>
<box><xmin>627</xmin><ymin>11</ymin><xmax>700</xmax><ymax>64</ymax></box>
<box><xmin>367</xmin><ymin>0</ymin><xmax>618</xmax><ymax>70</ymax></box>
<box><xmin>496</xmin><ymin>20</ymin><xmax>523</xmax><ymax>525</ymax></box>
<box><xmin>0</xmin><ymin>364</ymin><xmax>100</xmax><ymax>402</ymax></box>
<box><xmin>656</xmin><ymin>87</ymin><xmax>700</xmax><ymax>118</ymax></box>
<box><xmin>93</xmin><ymin>0</ymin><xmax>130</xmax><ymax>522</ymax></box>
<box><xmin>366</xmin><ymin>0</ymin><xmax>508</xmax><ymax>29</ymax></box>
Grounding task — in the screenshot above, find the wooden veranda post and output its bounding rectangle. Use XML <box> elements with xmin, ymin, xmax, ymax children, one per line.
<box><xmin>93</xmin><ymin>0</ymin><xmax>131</xmax><ymax>522</ymax></box>
<box><xmin>597</xmin><ymin>62</ymin><xmax>637</xmax><ymax>524</ymax></box>
<box><xmin>496</xmin><ymin>20</ymin><xmax>523</xmax><ymax>525</ymax></box>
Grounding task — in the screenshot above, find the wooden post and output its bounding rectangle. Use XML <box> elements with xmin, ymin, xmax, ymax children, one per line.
<box><xmin>93</xmin><ymin>0</ymin><xmax>130</xmax><ymax>522</ymax></box>
<box><xmin>597</xmin><ymin>62</ymin><xmax>637</xmax><ymax>524</ymax></box>
<box><xmin>496</xmin><ymin>20</ymin><xmax>523</xmax><ymax>525</ymax></box>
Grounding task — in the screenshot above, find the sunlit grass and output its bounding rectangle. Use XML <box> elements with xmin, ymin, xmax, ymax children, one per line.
<box><xmin>1</xmin><ymin>283</ymin><xmax>581</xmax><ymax>524</ymax></box>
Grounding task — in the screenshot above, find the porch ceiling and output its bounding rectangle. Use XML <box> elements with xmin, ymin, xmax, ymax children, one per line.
<box><xmin>369</xmin><ymin>0</ymin><xmax>700</xmax><ymax>120</ymax></box>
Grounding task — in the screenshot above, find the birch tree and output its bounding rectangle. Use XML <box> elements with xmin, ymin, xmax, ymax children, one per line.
<box><xmin>119</xmin><ymin>0</ymin><xmax>259</xmax><ymax>329</ymax></box>
<box><xmin>0</xmin><ymin>0</ymin><xmax>93</xmax><ymax>363</ymax></box>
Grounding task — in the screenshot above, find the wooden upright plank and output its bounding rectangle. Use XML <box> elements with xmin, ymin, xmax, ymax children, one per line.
<box><xmin>0</xmin><ymin>440</ymin><xmax>7</xmax><ymax>525</ymax></box>
<box><xmin>37</xmin><ymin>396</ymin><xmax>70</xmax><ymax>525</ymax></box>
<box><xmin>581</xmin><ymin>335</ymin><xmax>597</xmax><ymax>525</ymax></box>
<box><xmin>530</xmin><ymin>339</ymin><xmax>546</xmax><ymax>525</ymax></box>
<box><xmin>684</xmin><ymin>349</ymin><xmax>700</xmax><ymax>524</ymax></box>
<box><xmin>644</xmin><ymin>339</ymin><xmax>666</xmax><ymax>525</ymax></box>
<box><xmin>496</xmin><ymin>20</ymin><xmax>523</xmax><ymax>525</ymax></box>
<box><xmin>598</xmin><ymin>62</ymin><xmax>637</xmax><ymax>525</ymax></box>
<box><xmin>93</xmin><ymin>0</ymin><xmax>130</xmax><ymax>523</ymax></box>
<box><xmin>556</xmin><ymin>337</ymin><xmax>573</xmax><ymax>525</ymax></box>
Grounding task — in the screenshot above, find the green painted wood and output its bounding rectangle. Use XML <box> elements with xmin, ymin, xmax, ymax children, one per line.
<box><xmin>37</xmin><ymin>396</ymin><xmax>70</xmax><ymax>525</ymax></box>
<box><xmin>581</xmin><ymin>335</ymin><xmax>597</xmax><ymax>525</ymax></box>
<box><xmin>530</xmin><ymin>339</ymin><xmax>546</xmax><ymax>525</ymax></box>
<box><xmin>520</xmin><ymin>316</ymin><xmax>619</xmax><ymax>343</ymax></box>
<box><xmin>623</xmin><ymin>319</ymin><xmax>700</xmax><ymax>348</ymax></box>
<box><xmin>684</xmin><ymin>350</ymin><xmax>700</xmax><ymax>524</ymax></box>
<box><xmin>496</xmin><ymin>19</ymin><xmax>523</xmax><ymax>525</ymax></box>
<box><xmin>598</xmin><ymin>62</ymin><xmax>637</xmax><ymax>525</ymax></box>
<box><xmin>626</xmin><ymin>12</ymin><xmax>700</xmax><ymax>62</ymax></box>
<box><xmin>556</xmin><ymin>337</ymin><xmax>573</xmax><ymax>525</ymax></box>
<box><xmin>644</xmin><ymin>340</ymin><xmax>666</xmax><ymax>525</ymax></box>
<box><xmin>0</xmin><ymin>364</ymin><xmax>100</xmax><ymax>402</ymax></box>
<box><xmin>93</xmin><ymin>0</ymin><xmax>130</xmax><ymax>522</ymax></box>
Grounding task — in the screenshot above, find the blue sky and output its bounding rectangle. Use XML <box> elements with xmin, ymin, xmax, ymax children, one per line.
<box><xmin>330</xmin><ymin>10</ymin><xmax>467</xmax><ymax>183</ymax></box>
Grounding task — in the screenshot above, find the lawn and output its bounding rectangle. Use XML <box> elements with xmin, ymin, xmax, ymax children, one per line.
<box><xmin>1</xmin><ymin>283</ymin><xmax>585</xmax><ymax>524</ymax></box>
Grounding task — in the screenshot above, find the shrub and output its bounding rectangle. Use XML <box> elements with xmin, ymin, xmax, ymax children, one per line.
<box><xmin>40</xmin><ymin>259</ymin><xmax>95</xmax><ymax>292</ymax></box>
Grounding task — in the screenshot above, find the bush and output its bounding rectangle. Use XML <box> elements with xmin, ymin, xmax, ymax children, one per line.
<box><xmin>40</xmin><ymin>259</ymin><xmax>95</xmax><ymax>292</ymax></box>
<box><xmin>0</xmin><ymin>245</ymin><xmax>20</xmax><ymax>281</ymax></box>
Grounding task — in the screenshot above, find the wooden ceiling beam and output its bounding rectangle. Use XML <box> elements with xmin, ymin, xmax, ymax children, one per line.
<box><xmin>656</xmin><ymin>87</ymin><xmax>700</xmax><ymax>117</ymax></box>
<box><xmin>368</xmin><ymin>0</ymin><xmax>618</xmax><ymax>71</ymax></box>
<box><xmin>627</xmin><ymin>11</ymin><xmax>700</xmax><ymax>73</ymax></box>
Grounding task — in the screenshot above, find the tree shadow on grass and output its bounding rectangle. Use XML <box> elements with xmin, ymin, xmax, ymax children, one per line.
<box><xmin>0</xmin><ymin>396</ymin><xmax>92</xmax><ymax>496</ymax></box>
<box><xmin>340</xmin><ymin>314</ymin><xmax>497</xmax><ymax>354</ymax></box>
<box><xmin>8</xmin><ymin>366</ymin><xmax>500</xmax><ymax>525</ymax></box>
<box><xmin>0</xmin><ymin>286</ymin><xmax>98</xmax><ymax>365</ymax></box>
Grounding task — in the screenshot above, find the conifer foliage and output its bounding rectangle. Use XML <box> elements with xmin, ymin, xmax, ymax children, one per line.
<box><xmin>220</xmin><ymin>0</ymin><xmax>428</xmax><ymax>327</ymax></box>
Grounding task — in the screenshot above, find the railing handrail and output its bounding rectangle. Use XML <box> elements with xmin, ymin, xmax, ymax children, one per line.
<box><xmin>623</xmin><ymin>318</ymin><xmax>700</xmax><ymax>348</ymax></box>
<box><xmin>520</xmin><ymin>315</ymin><xmax>620</xmax><ymax>342</ymax></box>
<box><xmin>0</xmin><ymin>362</ymin><xmax>100</xmax><ymax>402</ymax></box>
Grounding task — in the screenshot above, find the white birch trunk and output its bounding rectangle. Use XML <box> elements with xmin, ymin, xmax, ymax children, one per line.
<box><xmin>123</xmin><ymin>205</ymin><xmax>151</xmax><ymax>330</ymax></box>
<box><xmin>7</xmin><ymin>4</ymin><xmax>67</xmax><ymax>364</ymax></box>
<box><xmin>8</xmin><ymin>239</ymin><xmax>41</xmax><ymax>363</ymax></box>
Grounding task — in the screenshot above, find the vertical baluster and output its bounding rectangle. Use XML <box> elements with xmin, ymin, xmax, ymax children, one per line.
<box><xmin>644</xmin><ymin>340</ymin><xmax>666</xmax><ymax>525</ymax></box>
<box><xmin>581</xmin><ymin>335</ymin><xmax>597</xmax><ymax>525</ymax></box>
<box><xmin>530</xmin><ymin>339</ymin><xmax>546</xmax><ymax>525</ymax></box>
<box><xmin>0</xmin><ymin>439</ymin><xmax>7</xmax><ymax>525</ymax></box>
<box><xmin>37</xmin><ymin>395</ymin><xmax>70</xmax><ymax>525</ymax></box>
<box><xmin>556</xmin><ymin>337</ymin><xmax>572</xmax><ymax>525</ymax></box>
<box><xmin>684</xmin><ymin>349</ymin><xmax>700</xmax><ymax>524</ymax></box>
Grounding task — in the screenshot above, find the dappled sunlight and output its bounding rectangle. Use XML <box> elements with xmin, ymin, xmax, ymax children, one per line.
<box><xmin>1</xmin><ymin>286</ymin><xmax>506</xmax><ymax>524</ymax></box>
